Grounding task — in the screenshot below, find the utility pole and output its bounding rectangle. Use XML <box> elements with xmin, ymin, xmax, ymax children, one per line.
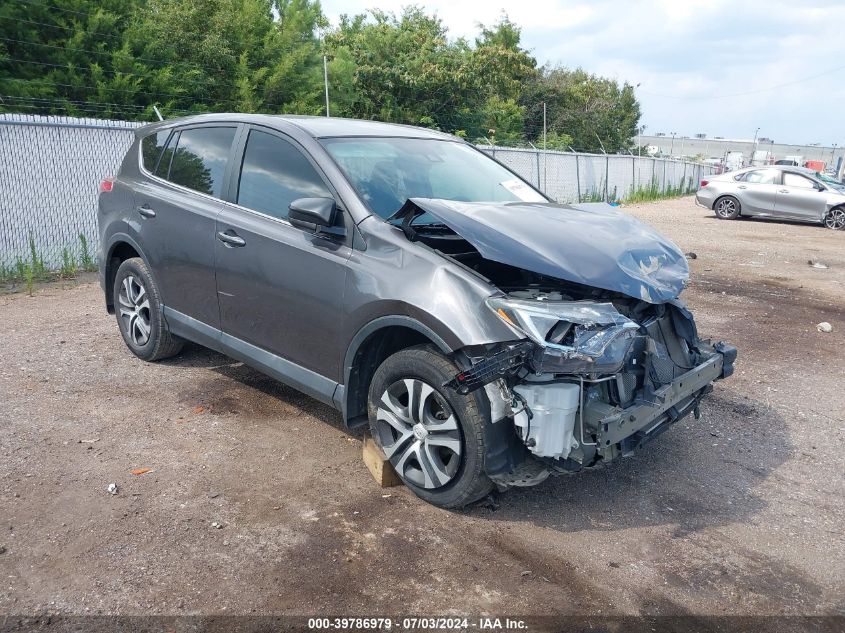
<box><xmin>323</xmin><ymin>55</ymin><xmax>330</xmax><ymax>117</ymax></box>
<box><xmin>752</xmin><ymin>126</ymin><xmax>760</xmax><ymax>162</ymax></box>
<box><xmin>542</xmin><ymin>102</ymin><xmax>547</xmax><ymax>193</ymax></box>
<box><xmin>669</xmin><ymin>132</ymin><xmax>677</xmax><ymax>156</ymax></box>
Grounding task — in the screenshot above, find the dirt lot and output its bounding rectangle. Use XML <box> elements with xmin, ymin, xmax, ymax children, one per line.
<box><xmin>1</xmin><ymin>197</ymin><xmax>843</xmax><ymax>619</ymax></box>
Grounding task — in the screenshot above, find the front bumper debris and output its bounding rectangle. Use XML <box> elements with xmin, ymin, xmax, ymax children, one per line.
<box><xmin>445</xmin><ymin>341</ymin><xmax>534</xmax><ymax>394</ymax></box>
<box><xmin>451</xmin><ymin>334</ymin><xmax>736</xmax><ymax>485</ymax></box>
<box><xmin>590</xmin><ymin>345</ymin><xmax>725</xmax><ymax>451</ymax></box>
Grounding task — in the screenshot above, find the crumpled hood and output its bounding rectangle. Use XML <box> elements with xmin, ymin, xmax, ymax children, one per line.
<box><xmin>401</xmin><ymin>199</ymin><xmax>689</xmax><ymax>303</ymax></box>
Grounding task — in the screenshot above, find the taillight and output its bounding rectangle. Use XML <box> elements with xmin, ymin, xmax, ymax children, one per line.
<box><xmin>700</xmin><ymin>179</ymin><xmax>709</xmax><ymax>187</ymax></box>
<box><xmin>100</xmin><ymin>178</ymin><xmax>114</xmax><ymax>193</ymax></box>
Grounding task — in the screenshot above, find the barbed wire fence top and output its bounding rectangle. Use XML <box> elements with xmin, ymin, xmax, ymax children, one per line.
<box><xmin>0</xmin><ymin>114</ymin><xmax>714</xmax><ymax>272</ymax></box>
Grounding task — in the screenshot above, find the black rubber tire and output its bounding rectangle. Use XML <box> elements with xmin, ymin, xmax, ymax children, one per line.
<box><xmin>367</xmin><ymin>346</ymin><xmax>494</xmax><ymax>509</ymax></box>
<box><xmin>714</xmin><ymin>195</ymin><xmax>741</xmax><ymax>220</ymax></box>
<box><xmin>113</xmin><ymin>257</ymin><xmax>183</xmax><ymax>361</ymax></box>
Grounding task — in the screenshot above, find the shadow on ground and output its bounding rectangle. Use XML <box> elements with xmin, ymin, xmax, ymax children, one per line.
<box><xmin>464</xmin><ymin>389</ymin><xmax>791</xmax><ymax>537</ymax></box>
<box><xmin>163</xmin><ymin>342</ymin><xmax>791</xmax><ymax>538</ymax></box>
<box><xmin>160</xmin><ymin>343</ymin><xmax>345</xmax><ymax>430</ymax></box>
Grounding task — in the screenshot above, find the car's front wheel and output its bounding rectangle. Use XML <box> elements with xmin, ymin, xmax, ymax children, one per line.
<box><xmin>367</xmin><ymin>346</ymin><xmax>493</xmax><ymax>508</ymax></box>
<box><xmin>824</xmin><ymin>206</ymin><xmax>845</xmax><ymax>230</ymax></box>
<box><xmin>714</xmin><ymin>195</ymin><xmax>741</xmax><ymax>220</ymax></box>
<box><xmin>113</xmin><ymin>257</ymin><xmax>184</xmax><ymax>361</ymax></box>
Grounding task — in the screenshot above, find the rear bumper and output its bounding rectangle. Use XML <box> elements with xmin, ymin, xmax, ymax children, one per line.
<box><xmin>695</xmin><ymin>192</ymin><xmax>714</xmax><ymax>209</ymax></box>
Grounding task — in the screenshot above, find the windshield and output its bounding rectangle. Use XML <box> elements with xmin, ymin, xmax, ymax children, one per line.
<box><xmin>816</xmin><ymin>171</ymin><xmax>845</xmax><ymax>189</ymax></box>
<box><xmin>320</xmin><ymin>137</ymin><xmax>546</xmax><ymax>219</ymax></box>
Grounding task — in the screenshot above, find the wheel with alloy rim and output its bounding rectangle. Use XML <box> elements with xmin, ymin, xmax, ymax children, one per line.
<box><xmin>824</xmin><ymin>207</ymin><xmax>845</xmax><ymax>230</ymax></box>
<box><xmin>112</xmin><ymin>257</ymin><xmax>183</xmax><ymax>361</ymax></box>
<box><xmin>367</xmin><ymin>346</ymin><xmax>493</xmax><ymax>508</ymax></box>
<box><xmin>375</xmin><ymin>378</ymin><xmax>463</xmax><ymax>489</ymax></box>
<box><xmin>118</xmin><ymin>274</ymin><xmax>151</xmax><ymax>346</ymax></box>
<box><xmin>714</xmin><ymin>196</ymin><xmax>740</xmax><ymax>220</ymax></box>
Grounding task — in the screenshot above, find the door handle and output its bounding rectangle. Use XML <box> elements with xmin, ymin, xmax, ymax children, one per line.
<box><xmin>137</xmin><ymin>205</ymin><xmax>156</xmax><ymax>218</ymax></box>
<box><xmin>217</xmin><ymin>231</ymin><xmax>246</xmax><ymax>247</ymax></box>
<box><xmin>737</xmin><ymin>185</ymin><xmax>747</xmax><ymax>189</ymax></box>
<box><xmin>778</xmin><ymin>189</ymin><xmax>789</xmax><ymax>193</ymax></box>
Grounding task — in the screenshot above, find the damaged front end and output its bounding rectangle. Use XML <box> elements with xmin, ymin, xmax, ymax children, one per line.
<box><xmin>390</xmin><ymin>198</ymin><xmax>737</xmax><ymax>489</ymax></box>
<box><xmin>450</xmin><ymin>295</ymin><xmax>736</xmax><ymax>488</ymax></box>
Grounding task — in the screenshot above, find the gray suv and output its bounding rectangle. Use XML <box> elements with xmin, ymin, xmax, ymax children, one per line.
<box><xmin>98</xmin><ymin>114</ymin><xmax>736</xmax><ymax>508</ymax></box>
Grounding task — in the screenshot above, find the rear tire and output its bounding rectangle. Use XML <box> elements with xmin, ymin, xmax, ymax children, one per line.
<box><xmin>714</xmin><ymin>195</ymin><xmax>740</xmax><ymax>220</ymax></box>
<box><xmin>367</xmin><ymin>346</ymin><xmax>494</xmax><ymax>509</ymax></box>
<box><xmin>824</xmin><ymin>206</ymin><xmax>845</xmax><ymax>230</ymax></box>
<box><xmin>113</xmin><ymin>257</ymin><xmax>183</xmax><ymax>361</ymax></box>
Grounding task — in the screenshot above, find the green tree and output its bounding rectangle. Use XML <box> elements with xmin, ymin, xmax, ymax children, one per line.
<box><xmin>542</xmin><ymin>130</ymin><xmax>574</xmax><ymax>151</ymax></box>
<box><xmin>0</xmin><ymin>0</ymin><xmax>143</xmax><ymax>118</ymax></box>
<box><xmin>0</xmin><ymin>1</ymin><xmax>642</xmax><ymax>152</ymax></box>
<box><xmin>478</xmin><ymin>96</ymin><xmax>524</xmax><ymax>144</ymax></box>
<box><xmin>324</xmin><ymin>7</ymin><xmax>483</xmax><ymax>131</ymax></box>
<box><xmin>472</xmin><ymin>13</ymin><xmax>537</xmax><ymax>103</ymax></box>
<box><xmin>522</xmin><ymin>67</ymin><xmax>640</xmax><ymax>153</ymax></box>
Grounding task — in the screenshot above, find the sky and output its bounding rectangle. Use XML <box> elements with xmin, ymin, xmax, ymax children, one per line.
<box><xmin>319</xmin><ymin>0</ymin><xmax>845</xmax><ymax>146</ymax></box>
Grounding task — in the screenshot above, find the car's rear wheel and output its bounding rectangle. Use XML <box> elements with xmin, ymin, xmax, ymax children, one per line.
<box><xmin>367</xmin><ymin>346</ymin><xmax>493</xmax><ymax>509</ymax></box>
<box><xmin>824</xmin><ymin>206</ymin><xmax>845</xmax><ymax>230</ymax></box>
<box><xmin>113</xmin><ymin>257</ymin><xmax>183</xmax><ymax>361</ymax></box>
<box><xmin>714</xmin><ymin>195</ymin><xmax>740</xmax><ymax>220</ymax></box>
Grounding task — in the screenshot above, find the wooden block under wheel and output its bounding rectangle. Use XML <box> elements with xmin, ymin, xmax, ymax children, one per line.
<box><xmin>363</xmin><ymin>436</ymin><xmax>403</xmax><ymax>488</ymax></box>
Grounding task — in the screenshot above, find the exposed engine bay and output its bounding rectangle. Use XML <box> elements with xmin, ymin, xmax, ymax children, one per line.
<box><xmin>392</xmin><ymin>199</ymin><xmax>737</xmax><ymax>488</ymax></box>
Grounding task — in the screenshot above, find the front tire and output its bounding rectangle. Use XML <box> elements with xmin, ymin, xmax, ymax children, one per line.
<box><xmin>714</xmin><ymin>195</ymin><xmax>741</xmax><ymax>220</ymax></box>
<box><xmin>113</xmin><ymin>257</ymin><xmax>183</xmax><ymax>361</ymax></box>
<box><xmin>824</xmin><ymin>206</ymin><xmax>845</xmax><ymax>230</ymax></box>
<box><xmin>367</xmin><ymin>346</ymin><xmax>494</xmax><ymax>509</ymax></box>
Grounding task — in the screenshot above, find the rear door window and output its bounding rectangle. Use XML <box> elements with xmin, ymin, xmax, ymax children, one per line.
<box><xmin>743</xmin><ymin>169</ymin><xmax>779</xmax><ymax>184</ymax></box>
<box><xmin>166</xmin><ymin>126</ymin><xmax>237</xmax><ymax>197</ymax></box>
<box><xmin>236</xmin><ymin>129</ymin><xmax>332</xmax><ymax>220</ymax></box>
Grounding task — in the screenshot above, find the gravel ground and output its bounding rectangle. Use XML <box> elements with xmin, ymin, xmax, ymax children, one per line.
<box><xmin>1</xmin><ymin>196</ymin><xmax>843</xmax><ymax>619</ymax></box>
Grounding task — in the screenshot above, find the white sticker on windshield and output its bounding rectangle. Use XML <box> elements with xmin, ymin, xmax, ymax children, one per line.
<box><xmin>499</xmin><ymin>179</ymin><xmax>546</xmax><ymax>202</ymax></box>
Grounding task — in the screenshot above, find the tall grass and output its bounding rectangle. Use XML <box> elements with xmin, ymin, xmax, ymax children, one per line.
<box><xmin>78</xmin><ymin>233</ymin><xmax>97</xmax><ymax>272</ymax></box>
<box><xmin>624</xmin><ymin>176</ymin><xmax>697</xmax><ymax>204</ymax></box>
<box><xmin>60</xmin><ymin>247</ymin><xmax>76</xmax><ymax>278</ymax></box>
<box><xmin>0</xmin><ymin>233</ymin><xmax>98</xmax><ymax>292</ymax></box>
<box><xmin>579</xmin><ymin>182</ymin><xmax>619</xmax><ymax>203</ymax></box>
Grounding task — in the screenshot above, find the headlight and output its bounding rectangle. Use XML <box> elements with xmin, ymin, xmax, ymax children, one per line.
<box><xmin>486</xmin><ymin>296</ymin><xmax>640</xmax><ymax>373</ymax></box>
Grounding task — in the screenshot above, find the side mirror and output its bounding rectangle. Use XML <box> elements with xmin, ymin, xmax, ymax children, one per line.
<box><xmin>815</xmin><ymin>182</ymin><xmax>826</xmax><ymax>192</ymax></box>
<box><xmin>288</xmin><ymin>197</ymin><xmax>344</xmax><ymax>236</ymax></box>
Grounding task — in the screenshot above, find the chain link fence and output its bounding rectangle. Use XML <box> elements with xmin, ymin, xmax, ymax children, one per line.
<box><xmin>0</xmin><ymin>114</ymin><xmax>716</xmax><ymax>274</ymax></box>
<box><xmin>0</xmin><ymin>113</ymin><xmax>143</xmax><ymax>275</ymax></box>
<box><xmin>479</xmin><ymin>146</ymin><xmax>717</xmax><ymax>204</ymax></box>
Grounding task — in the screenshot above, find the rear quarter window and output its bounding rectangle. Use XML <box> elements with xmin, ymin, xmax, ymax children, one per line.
<box><xmin>141</xmin><ymin>130</ymin><xmax>171</xmax><ymax>172</ymax></box>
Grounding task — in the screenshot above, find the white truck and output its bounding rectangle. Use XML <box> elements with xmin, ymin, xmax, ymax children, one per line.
<box><xmin>751</xmin><ymin>150</ymin><xmax>772</xmax><ymax>166</ymax></box>
<box><xmin>724</xmin><ymin>151</ymin><xmax>745</xmax><ymax>171</ymax></box>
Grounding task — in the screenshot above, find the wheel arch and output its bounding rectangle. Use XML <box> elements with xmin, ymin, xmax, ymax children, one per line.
<box><xmin>341</xmin><ymin>316</ymin><xmax>455</xmax><ymax>427</ymax></box>
<box><xmin>103</xmin><ymin>234</ymin><xmax>148</xmax><ymax>313</ymax></box>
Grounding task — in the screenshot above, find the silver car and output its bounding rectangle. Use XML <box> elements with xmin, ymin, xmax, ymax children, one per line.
<box><xmin>696</xmin><ymin>165</ymin><xmax>845</xmax><ymax>229</ymax></box>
